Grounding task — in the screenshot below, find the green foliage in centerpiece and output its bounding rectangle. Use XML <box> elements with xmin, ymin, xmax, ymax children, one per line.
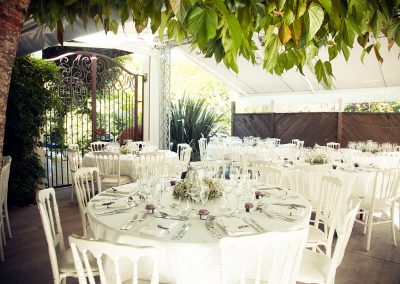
<box><xmin>172</xmin><ymin>177</ymin><xmax>223</xmax><ymax>201</ymax></box>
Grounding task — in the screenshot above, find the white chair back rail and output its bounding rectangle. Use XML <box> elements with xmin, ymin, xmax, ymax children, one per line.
<box><xmin>198</xmin><ymin>138</ymin><xmax>207</xmax><ymax>161</ymax></box>
<box><xmin>69</xmin><ymin>234</ymin><xmax>159</xmax><ymax>284</ymax></box>
<box><xmin>251</xmin><ymin>165</ymin><xmax>282</xmax><ymax>188</ymax></box>
<box><xmin>0</xmin><ymin>158</ymin><xmax>11</xmax><ymax>241</ymax></box>
<box><xmin>36</xmin><ymin>188</ymin><xmax>66</xmax><ymax>283</ymax></box>
<box><xmin>67</xmin><ymin>148</ymin><xmax>81</xmax><ymax>173</ymax></box>
<box><xmin>219</xmin><ymin>228</ymin><xmax>308</xmax><ymax>284</ymax></box>
<box><xmin>74</xmin><ymin>167</ymin><xmax>101</xmax><ymax>236</ymax></box>
<box><xmin>91</xmin><ymin>142</ymin><xmax>109</xmax><ymax>152</ymax></box>
<box><xmin>177</xmin><ymin>143</ymin><xmax>191</xmax><ymax>161</ymax></box>
<box><xmin>180</xmin><ymin>147</ymin><xmax>192</xmax><ymax>171</ymax></box>
<box><xmin>94</xmin><ymin>151</ymin><xmax>121</xmax><ymax>179</ymax></box>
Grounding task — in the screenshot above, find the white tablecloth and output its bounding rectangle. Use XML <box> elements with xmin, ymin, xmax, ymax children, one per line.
<box><xmin>88</xmin><ymin>186</ymin><xmax>311</xmax><ymax>284</ymax></box>
<box><xmin>82</xmin><ymin>150</ymin><xmax>179</xmax><ymax>180</ymax></box>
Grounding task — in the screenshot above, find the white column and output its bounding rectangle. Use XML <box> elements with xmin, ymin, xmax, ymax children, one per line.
<box><xmin>147</xmin><ymin>48</ymin><xmax>162</xmax><ymax>148</ymax></box>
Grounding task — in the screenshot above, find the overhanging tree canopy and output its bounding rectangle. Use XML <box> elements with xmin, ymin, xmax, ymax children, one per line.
<box><xmin>28</xmin><ymin>0</ymin><xmax>400</xmax><ymax>88</ymax></box>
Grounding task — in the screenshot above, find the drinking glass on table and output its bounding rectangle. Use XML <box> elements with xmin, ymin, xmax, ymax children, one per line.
<box><xmin>200</xmin><ymin>185</ymin><xmax>210</xmax><ymax>206</ymax></box>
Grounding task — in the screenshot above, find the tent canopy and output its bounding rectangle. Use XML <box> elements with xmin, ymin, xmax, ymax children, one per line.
<box><xmin>18</xmin><ymin>18</ymin><xmax>400</xmax><ymax>106</ymax></box>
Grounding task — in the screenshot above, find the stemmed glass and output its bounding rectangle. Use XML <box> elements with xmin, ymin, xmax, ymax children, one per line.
<box><xmin>200</xmin><ymin>185</ymin><xmax>210</xmax><ymax>206</ymax></box>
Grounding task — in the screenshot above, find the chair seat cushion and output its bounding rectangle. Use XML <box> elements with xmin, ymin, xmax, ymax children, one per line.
<box><xmin>102</xmin><ymin>175</ymin><xmax>132</xmax><ymax>185</ymax></box>
<box><xmin>306</xmin><ymin>225</ymin><xmax>327</xmax><ymax>245</ymax></box>
<box><xmin>361</xmin><ymin>198</ymin><xmax>394</xmax><ymax>212</ymax></box>
<box><xmin>297</xmin><ymin>249</ymin><xmax>331</xmax><ymax>284</ymax></box>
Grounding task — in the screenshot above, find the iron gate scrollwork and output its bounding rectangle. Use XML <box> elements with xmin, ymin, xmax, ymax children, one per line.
<box><xmin>44</xmin><ymin>51</ymin><xmax>145</xmax><ymax>188</ymax></box>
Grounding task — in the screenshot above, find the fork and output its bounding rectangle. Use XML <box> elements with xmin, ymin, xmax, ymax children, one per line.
<box><xmin>264</xmin><ymin>212</ymin><xmax>296</xmax><ymax>222</ymax></box>
<box><xmin>120</xmin><ymin>214</ymin><xmax>138</xmax><ymax>230</ymax></box>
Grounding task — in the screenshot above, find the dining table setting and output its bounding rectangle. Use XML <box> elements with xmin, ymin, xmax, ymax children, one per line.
<box><xmin>87</xmin><ymin>168</ymin><xmax>312</xmax><ymax>284</ymax></box>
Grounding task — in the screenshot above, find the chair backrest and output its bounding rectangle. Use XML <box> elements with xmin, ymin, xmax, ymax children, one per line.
<box><xmin>180</xmin><ymin>147</ymin><xmax>192</xmax><ymax>171</ymax></box>
<box><xmin>74</xmin><ymin>167</ymin><xmax>101</xmax><ymax>236</ymax></box>
<box><xmin>327</xmin><ymin>197</ymin><xmax>361</xmax><ymax>282</ymax></box>
<box><xmin>139</xmin><ymin>151</ymin><xmax>166</xmax><ymax>161</ymax></box>
<box><xmin>2</xmin><ymin>155</ymin><xmax>12</xmax><ymax>166</ymax></box>
<box><xmin>327</xmin><ymin>142</ymin><xmax>340</xmax><ymax>149</ymax></box>
<box><xmin>219</xmin><ymin>228</ymin><xmax>308</xmax><ymax>284</ymax></box>
<box><xmin>94</xmin><ymin>151</ymin><xmax>121</xmax><ymax>179</ymax></box>
<box><xmin>67</xmin><ymin>148</ymin><xmax>81</xmax><ymax>173</ymax></box>
<box><xmin>36</xmin><ymin>188</ymin><xmax>65</xmax><ymax>283</ymax></box>
<box><xmin>313</xmin><ymin>176</ymin><xmax>344</xmax><ymax>256</ymax></box>
<box><xmin>252</xmin><ymin>165</ymin><xmax>282</xmax><ymax>187</ymax></box>
<box><xmin>198</xmin><ymin>138</ymin><xmax>207</xmax><ymax>161</ymax></box>
<box><xmin>294</xmin><ymin>166</ymin><xmax>323</xmax><ymax>201</ymax></box>
<box><xmin>91</xmin><ymin>141</ymin><xmax>109</xmax><ymax>152</ymax></box>
<box><xmin>0</xmin><ymin>160</ymin><xmax>11</xmax><ymax>205</ymax></box>
<box><xmin>177</xmin><ymin>143</ymin><xmax>191</xmax><ymax>161</ymax></box>
<box><xmin>69</xmin><ymin>234</ymin><xmax>159</xmax><ymax>284</ymax></box>
<box><xmin>371</xmin><ymin>169</ymin><xmax>400</xmax><ymax>202</ymax></box>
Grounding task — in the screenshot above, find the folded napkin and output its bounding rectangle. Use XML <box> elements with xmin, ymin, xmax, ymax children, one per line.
<box><xmin>139</xmin><ymin>219</ymin><xmax>177</xmax><ymax>237</ymax></box>
<box><xmin>92</xmin><ymin>198</ymin><xmax>128</xmax><ymax>211</ymax></box>
<box><xmin>217</xmin><ymin>217</ymin><xmax>257</xmax><ymax>236</ymax></box>
<box><xmin>267</xmin><ymin>204</ymin><xmax>304</xmax><ymax>217</ymax></box>
<box><xmin>105</xmin><ymin>183</ymin><xmax>138</xmax><ymax>195</ymax></box>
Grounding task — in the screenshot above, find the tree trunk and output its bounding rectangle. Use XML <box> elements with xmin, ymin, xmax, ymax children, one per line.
<box><xmin>0</xmin><ymin>0</ymin><xmax>31</xmax><ymax>159</ymax></box>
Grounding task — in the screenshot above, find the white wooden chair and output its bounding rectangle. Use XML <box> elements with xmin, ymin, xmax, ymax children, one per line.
<box><xmin>251</xmin><ymin>165</ymin><xmax>282</xmax><ymax>188</ymax></box>
<box><xmin>69</xmin><ymin>234</ymin><xmax>159</xmax><ymax>284</ymax></box>
<box><xmin>128</xmin><ymin>141</ymin><xmax>147</xmax><ymax>152</ymax></box>
<box><xmin>355</xmin><ymin>169</ymin><xmax>400</xmax><ymax>251</ymax></box>
<box><xmin>90</xmin><ymin>141</ymin><xmax>109</xmax><ymax>152</ymax></box>
<box><xmin>93</xmin><ymin>151</ymin><xmax>131</xmax><ymax>190</ymax></box>
<box><xmin>297</xmin><ymin>197</ymin><xmax>361</xmax><ymax>284</ymax></box>
<box><xmin>198</xmin><ymin>138</ymin><xmax>208</xmax><ymax>161</ymax></box>
<box><xmin>67</xmin><ymin>147</ymin><xmax>81</xmax><ymax>202</ymax></box>
<box><xmin>36</xmin><ymin>187</ymin><xmax>98</xmax><ymax>284</ymax></box>
<box><xmin>1</xmin><ymin>156</ymin><xmax>12</xmax><ymax>241</ymax></box>
<box><xmin>74</xmin><ymin>167</ymin><xmax>101</xmax><ymax>237</ymax></box>
<box><xmin>219</xmin><ymin>228</ymin><xmax>308</xmax><ymax>284</ymax></box>
<box><xmin>179</xmin><ymin>147</ymin><xmax>192</xmax><ymax>173</ymax></box>
<box><xmin>177</xmin><ymin>143</ymin><xmax>191</xmax><ymax>160</ymax></box>
<box><xmin>139</xmin><ymin>151</ymin><xmax>166</xmax><ymax>161</ymax></box>
<box><xmin>326</xmin><ymin>142</ymin><xmax>340</xmax><ymax>150</ymax></box>
<box><xmin>306</xmin><ymin>176</ymin><xmax>344</xmax><ymax>257</ymax></box>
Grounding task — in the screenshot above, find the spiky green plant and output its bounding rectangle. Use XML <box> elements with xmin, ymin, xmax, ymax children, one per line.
<box><xmin>170</xmin><ymin>96</ymin><xmax>225</xmax><ymax>161</ymax></box>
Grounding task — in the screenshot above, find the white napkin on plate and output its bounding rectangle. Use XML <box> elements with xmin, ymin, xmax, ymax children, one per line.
<box><xmin>105</xmin><ymin>183</ymin><xmax>138</xmax><ymax>195</ymax></box>
<box><xmin>139</xmin><ymin>219</ymin><xmax>177</xmax><ymax>237</ymax></box>
<box><xmin>217</xmin><ymin>217</ymin><xmax>257</xmax><ymax>236</ymax></box>
<box><xmin>267</xmin><ymin>204</ymin><xmax>304</xmax><ymax>217</ymax></box>
<box><xmin>92</xmin><ymin>198</ymin><xmax>128</xmax><ymax>210</ymax></box>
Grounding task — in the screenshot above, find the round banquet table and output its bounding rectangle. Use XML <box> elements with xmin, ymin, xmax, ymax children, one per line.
<box><xmin>82</xmin><ymin>150</ymin><xmax>179</xmax><ymax>180</ymax></box>
<box><xmin>88</xmin><ymin>183</ymin><xmax>311</xmax><ymax>284</ymax></box>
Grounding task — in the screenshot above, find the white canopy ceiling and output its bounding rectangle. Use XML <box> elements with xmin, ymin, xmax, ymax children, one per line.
<box><xmin>18</xmin><ymin>18</ymin><xmax>400</xmax><ymax>106</ymax></box>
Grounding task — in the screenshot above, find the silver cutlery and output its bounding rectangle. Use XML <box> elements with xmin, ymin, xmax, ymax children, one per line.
<box><xmin>120</xmin><ymin>214</ymin><xmax>138</xmax><ymax>230</ymax></box>
<box><xmin>172</xmin><ymin>223</ymin><xmax>192</xmax><ymax>240</ymax></box>
<box><xmin>94</xmin><ymin>208</ymin><xmax>133</xmax><ymax>216</ymax></box>
<box><xmin>154</xmin><ymin>211</ymin><xmax>189</xmax><ymax>221</ymax></box>
<box><xmin>206</xmin><ymin>221</ymin><xmax>220</xmax><ymax>239</ymax></box>
<box><xmin>271</xmin><ymin>203</ymin><xmax>306</xmax><ymax>209</ymax></box>
<box><xmin>264</xmin><ymin>211</ymin><xmax>296</xmax><ymax>222</ymax></box>
<box><xmin>138</xmin><ymin>212</ymin><xmax>147</xmax><ymax>222</ymax></box>
<box><xmin>242</xmin><ymin>217</ymin><xmax>262</xmax><ymax>233</ymax></box>
<box><xmin>249</xmin><ymin>218</ymin><xmax>266</xmax><ymax>232</ymax></box>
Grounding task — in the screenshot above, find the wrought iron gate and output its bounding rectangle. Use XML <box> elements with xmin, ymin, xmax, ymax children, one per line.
<box><xmin>44</xmin><ymin>51</ymin><xmax>145</xmax><ymax>188</ymax></box>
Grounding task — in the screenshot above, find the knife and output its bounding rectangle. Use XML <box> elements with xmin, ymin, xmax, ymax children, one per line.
<box><xmin>271</xmin><ymin>203</ymin><xmax>306</xmax><ymax>208</ymax></box>
<box><xmin>242</xmin><ymin>218</ymin><xmax>262</xmax><ymax>233</ymax></box>
<box><xmin>94</xmin><ymin>208</ymin><xmax>133</xmax><ymax>216</ymax></box>
<box><xmin>250</xmin><ymin>218</ymin><xmax>266</xmax><ymax>232</ymax></box>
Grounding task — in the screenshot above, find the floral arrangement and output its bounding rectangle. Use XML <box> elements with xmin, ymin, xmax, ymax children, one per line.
<box><xmin>172</xmin><ymin>176</ymin><xmax>223</xmax><ymax>201</ymax></box>
<box><xmin>119</xmin><ymin>145</ymin><xmax>131</xmax><ymax>154</ymax></box>
<box><xmin>307</xmin><ymin>150</ymin><xmax>328</xmax><ymax>164</ymax></box>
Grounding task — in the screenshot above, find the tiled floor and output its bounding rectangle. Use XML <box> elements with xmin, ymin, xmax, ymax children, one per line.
<box><xmin>0</xmin><ymin>187</ymin><xmax>399</xmax><ymax>283</ymax></box>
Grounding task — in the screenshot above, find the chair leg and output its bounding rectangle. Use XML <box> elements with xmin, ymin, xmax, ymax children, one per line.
<box><xmin>0</xmin><ymin>225</ymin><xmax>4</xmax><ymax>262</ymax></box>
<box><xmin>391</xmin><ymin>204</ymin><xmax>397</xmax><ymax>247</ymax></box>
<box><xmin>1</xmin><ymin>223</ymin><xmax>5</xmax><ymax>246</ymax></box>
<box><xmin>70</xmin><ymin>182</ymin><xmax>75</xmax><ymax>202</ymax></box>
<box><xmin>362</xmin><ymin>213</ymin><xmax>368</xmax><ymax>235</ymax></box>
<box><xmin>366</xmin><ymin>213</ymin><xmax>373</xmax><ymax>251</ymax></box>
<box><xmin>4</xmin><ymin>203</ymin><xmax>12</xmax><ymax>239</ymax></box>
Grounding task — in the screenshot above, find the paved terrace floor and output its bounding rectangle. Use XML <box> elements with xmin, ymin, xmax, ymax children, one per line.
<box><xmin>0</xmin><ymin>187</ymin><xmax>399</xmax><ymax>284</ymax></box>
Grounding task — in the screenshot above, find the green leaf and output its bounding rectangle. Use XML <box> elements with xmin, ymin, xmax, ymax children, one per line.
<box><xmin>319</xmin><ymin>0</ymin><xmax>332</xmax><ymax>14</ymax></box>
<box><xmin>167</xmin><ymin>19</ymin><xmax>186</xmax><ymax>44</ymax></box>
<box><xmin>306</xmin><ymin>45</ymin><xmax>319</xmax><ymax>64</ymax></box>
<box><xmin>360</xmin><ymin>44</ymin><xmax>373</xmax><ymax>64</ymax></box>
<box><xmin>305</xmin><ymin>3</ymin><xmax>324</xmax><ymax>42</ymax></box>
<box><xmin>263</xmin><ymin>26</ymin><xmax>281</xmax><ymax>73</ymax></box>
<box><xmin>176</xmin><ymin>0</ymin><xmax>194</xmax><ymax>23</ymax></box>
<box><xmin>225</xmin><ymin>14</ymin><xmax>244</xmax><ymax>54</ymax></box>
<box><xmin>109</xmin><ymin>20</ymin><xmax>119</xmax><ymax>34</ymax></box>
<box><xmin>315</xmin><ymin>59</ymin><xmax>333</xmax><ymax>87</ymax></box>
<box><xmin>188</xmin><ymin>7</ymin><xmax>218</xmax><ymax>48</ymax></box>
<box><xmin>158</xmin><ymin>11</ymin><xmax>168</xmax><ymax>42</ymax></box>
<box><xmin>283</xmin><ymin>10</ymin><xmax>295</xmax><ymax>26</ymax></box>
<box><xmin>276</xmin><ymin>0</ymin><xmax>286</xmax><ymax>11</ymax></box>
<box><xmin>119</xmin><ymin>5</ymin><xmax>129</xmax><ymax>25</ymax></box>
<box><xmin>370</xmin><ymin>10</ymin><xmax>383</xmax><ymax>38</ymax></box>
<box><xmin>297</xmin><ymin>2</ymin><xmax>307</xmax><ymax>18</ymax></box>
<box><xmin>279</xmin><ymin>24</ymin><xmax>292</xmax><ymax>44</ymax></box>
<box><xmin>388</xmin><ymin>19</ymin><xmax>400</xmax><ymax>46</ymax></box>
<box><xmin>292</xmin><ymin>18</ymin><xmax>303</xmax><ymax>46</ymax></box>
<box><xmin>341</xmin><ymin>44</ymin><xmax>350</xmax><ymax>61</ymax></box>
<box><xmin>328</xmin><ymin>45</ymin><xmax>338</xmax><ymax>61</ymax></box>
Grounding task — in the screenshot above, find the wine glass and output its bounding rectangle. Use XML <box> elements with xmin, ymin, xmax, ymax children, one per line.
<box><xmin>200</xmin><ymin>185</ymin><xmax>210</xmax><ymax>206</ymax></box>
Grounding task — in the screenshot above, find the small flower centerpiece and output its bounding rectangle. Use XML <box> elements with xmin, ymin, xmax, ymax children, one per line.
<box><xmin>307</xmin><ymin>150</ymin><xmax>328</xmax><ymax>165</ymax></box>
<box><xmin>198</xmin><ymin>209</ymin><xmax>209</xmax><ymax>220</ymax></box>
<box><xmin>119</xmin><ymin>145</ymin><xmax>131</xmax><ymax>154</ymax></box>
<box><xmin>245</xmin><ymin>202</ymin><xmax>254</xmax><ymax>212</ymax></box>
<box><xmin>172</xmin><ymin>170</ymin><xmax>223</xmax><ymax>201</ymax></box>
